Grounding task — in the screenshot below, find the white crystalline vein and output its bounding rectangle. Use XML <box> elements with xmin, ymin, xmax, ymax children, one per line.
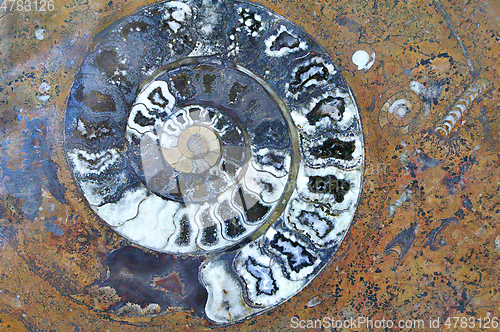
<box><xmin>95</xmin><ymin>187</ymin><xmax>148</xmax><ymax>227</ymax></box>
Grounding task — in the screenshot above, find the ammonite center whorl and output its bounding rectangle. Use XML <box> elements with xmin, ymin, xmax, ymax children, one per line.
<box><xmin>64</xmin><ymin>0</ymin><xmax>364</xmax><ymax>324</ymax></box>
<box><xmin>121</xmin><ymin>58</ymin><xmax>296</xmax><ymax>253</ymax></box>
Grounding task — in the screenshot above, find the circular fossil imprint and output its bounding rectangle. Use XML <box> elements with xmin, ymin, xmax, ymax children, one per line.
<box><xmin>379</xmin><ymin>89</ymin><xmax>423</xmax><ymax>135</ymax></box>
<box><xmin>64</xmin><ymin>0</ymin><xmax>364</xmax><ymax>324</ymax></box>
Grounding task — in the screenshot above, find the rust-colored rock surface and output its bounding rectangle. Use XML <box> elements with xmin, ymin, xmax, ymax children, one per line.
<box><xmin>0</xmin><ymin>0</ymin><xmax>499</xmax><ymax>330</ymax></box>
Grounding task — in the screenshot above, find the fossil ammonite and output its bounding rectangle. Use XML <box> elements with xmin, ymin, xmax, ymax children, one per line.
<box><xmin>64</xmin><ymin>0</ymin><xmax>364</xmax><ymax>324</ymax></box>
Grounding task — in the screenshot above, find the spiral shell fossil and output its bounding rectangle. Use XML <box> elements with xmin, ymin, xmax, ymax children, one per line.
<box><xmin>379</xmin><ymin>90</ymin><xmax>423</xmax><ymax>135</ymax></box>
<box><xmin>64</xmin><ymin>0</ymin><xmax>364</xmax><ymax>324</ymax></box>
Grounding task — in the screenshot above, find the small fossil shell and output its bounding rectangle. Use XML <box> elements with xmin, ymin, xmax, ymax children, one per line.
<box><xmin>379</xmin><ymin>90</ymin><xmax>423</xmax><ymax>135</ymax></box>
<box><xmin>435</xmin><ymin>79</ymin><xmax>488</xmax><ymax>137</ymax></box>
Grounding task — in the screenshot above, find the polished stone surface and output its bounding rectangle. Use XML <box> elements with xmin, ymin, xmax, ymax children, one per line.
<box><xmin>0</xmin><ymin>0</ymin><xmax>499</xmax><ymax>330</ymax></box>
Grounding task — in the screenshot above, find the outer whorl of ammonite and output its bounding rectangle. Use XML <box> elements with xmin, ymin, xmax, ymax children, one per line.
<box><xmin>64</xmin><ymin>0</ymin><xmax>364</xmax><ymax>325</ymax></box>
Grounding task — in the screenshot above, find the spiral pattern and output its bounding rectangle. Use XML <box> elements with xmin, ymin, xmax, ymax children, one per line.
<box><xmin>64</xmin><ymin>0</ymin><xmax>364</xmax><ymax>324</ymax></box>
